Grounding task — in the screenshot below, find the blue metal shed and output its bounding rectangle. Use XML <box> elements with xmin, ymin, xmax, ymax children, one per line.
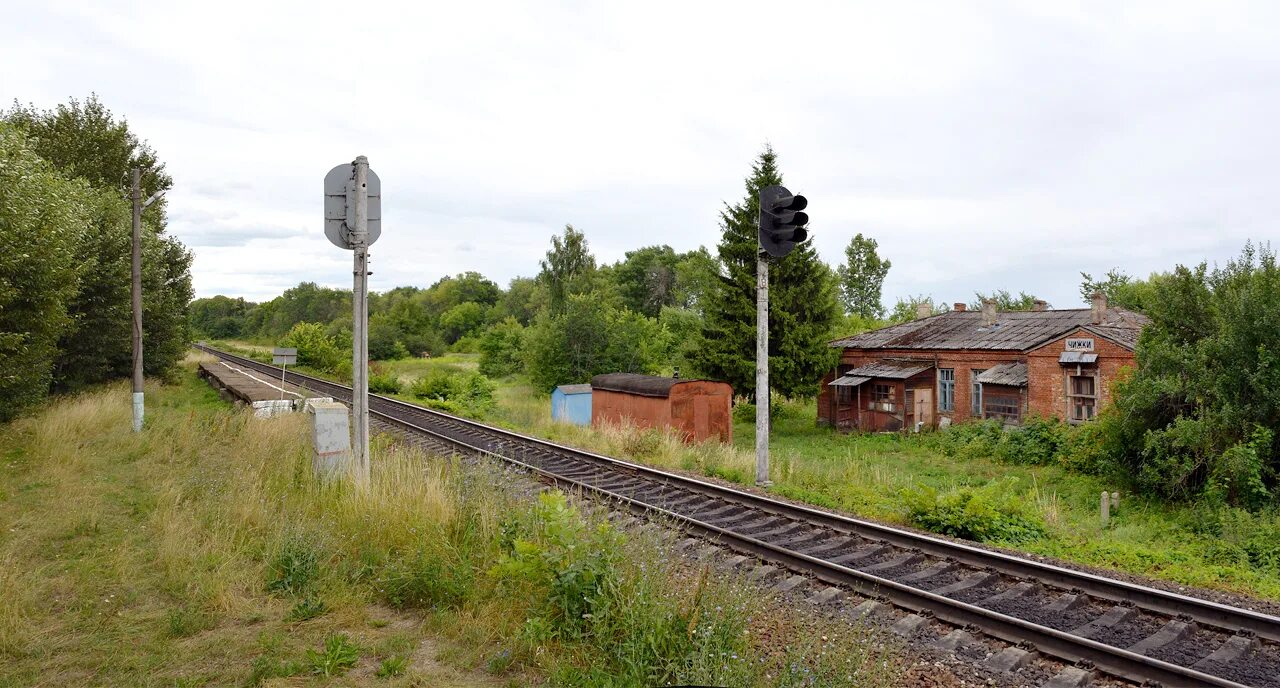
<box><xmin>551</xmin><ymin>384</ymin><xmax>593</xmax><ymax>425</ymax></box>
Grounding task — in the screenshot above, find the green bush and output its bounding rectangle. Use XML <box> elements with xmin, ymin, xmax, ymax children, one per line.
<box><xmin>409</xmin><ymin>369</ymin><xmax>496</xmax><ymax>417</ymax></box>
<box><xmin>491</xmin><ymin>492</ymin><xmax>623</xmax><ymax>641</ymax></box>
<box><xmin>478</xmin><ymin>317</ymin><xmax>526</xmax><ymax>378</ymax></box>
<box><xmin>902</xmin><ymin>479</ymin><xmax>1046</xmax><ymax>544</ymax></box>
<box><xmin>368</xmin><ymin>369</ymin><xmax>402</xmax><ymax>395</ymax></box>
<box><xmin>280</xmin><ymin>322</ymin><xmax>345</xmax><ymax>374</ymax></box>
<box><xmin>305</xmin><ymin>633</ymin><xmax>360</xmax><ymax>677</ymax></box>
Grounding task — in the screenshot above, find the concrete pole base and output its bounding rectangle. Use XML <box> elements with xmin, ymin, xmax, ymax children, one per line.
<box><xmin>132</xmin><ymin>392</ymin><xmax>144</xmax><ymax>432</ymax></box>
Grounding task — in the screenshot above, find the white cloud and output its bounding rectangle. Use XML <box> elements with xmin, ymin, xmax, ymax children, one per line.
<box><xmin>4</xmin><ymin>1</ymin><xmax>1277</xmax><ymax>305</ymax></box>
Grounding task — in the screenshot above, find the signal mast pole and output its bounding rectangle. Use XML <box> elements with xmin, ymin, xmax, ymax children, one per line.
<box><xmin>755</xmin><ymin>251</ymin><xmax>770</xmax><ymax>486</ymax></box>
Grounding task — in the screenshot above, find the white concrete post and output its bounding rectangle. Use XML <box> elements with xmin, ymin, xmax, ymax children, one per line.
<box><xmin>351</xmin><ymin>156</ymin><xmax>371</xmax><ymax>486</ymax></box>
<box><xmin>1100</xmin><ymin>490</ymin><xmax>1110</xmax><ymax>527</ymax></box>
<box><xmin>130</xmin><ymin>167</ymin><xmax>144</xmax><ymax>433</ymax></box>
<box><xmin>755</xmin><ymin>252</ymin><xmax>771</xmax><ymax>487</ymax></box>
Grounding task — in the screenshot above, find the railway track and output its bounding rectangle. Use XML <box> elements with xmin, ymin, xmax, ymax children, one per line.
<box><xmin>197</xmin><ymin>345</ymin><xmax>1280</xmax><ymax>688</ymax></box>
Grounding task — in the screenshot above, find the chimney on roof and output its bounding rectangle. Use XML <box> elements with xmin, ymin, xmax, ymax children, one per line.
<box><xmin>981</xmin><ymin>299</ymin><xmax>998</xmax><ymax>327</ymax></box>
<box><xmin>1033</xmin><ymin>299</ymin><xmax>1048</xmax><ymax>312</ymax></box>
<box><xmin>1091</xmin><ymin>292</ymin><xmax>1108</xmax><ymax>324</ymax></box>
<box><xmin>915</xmin><ymin>302</ymin><xmax>933</xmax><ymax>319</ymax></box>
<box><xmin>953</xmin><ymin>303</ymin><xmax>967</xmax><ymax>312</ymax></box>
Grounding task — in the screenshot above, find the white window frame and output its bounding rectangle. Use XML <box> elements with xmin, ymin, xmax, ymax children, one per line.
<box><xmin>971</xmin><ymin>369</ymin><xmax>985</xmax><ymax>417</ymax></box>
<box><xmin>1068</xmin><ymin>374</ymin><xmax>1097</xmax><ymax>422</ymax></box>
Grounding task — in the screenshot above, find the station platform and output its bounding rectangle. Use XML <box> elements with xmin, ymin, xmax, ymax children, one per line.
<box><xmin>198</xmin><ymin>360</ymin><xmax>330</xmax><ymax>417</ymax></box>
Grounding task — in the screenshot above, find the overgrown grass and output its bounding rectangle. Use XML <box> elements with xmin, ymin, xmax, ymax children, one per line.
<box><xmin>0</xmin><ymin>361</ymin><xmax>900</xmax><ymax>686</ymax></box>
<box><xmin>481</xmin><ymin>385</ymin><xmax>1280</xmax><ymax>600</ymax></box>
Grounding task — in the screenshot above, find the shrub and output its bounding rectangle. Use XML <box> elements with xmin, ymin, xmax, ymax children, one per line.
<box><xmin>409</xmin><ymin>369</ymin><xmax>496</xmax><ymax>417</ymax></box>
<box><xmin>478</xmin><ymin>317</ymin><xmax>526</xmax><ymax>378</ymax></box>
<box><xmin>902</xmin><ymin>479</ymin><xmax>1046</xmax><ymax>544</ymax></box>
<box><xmin>368</xmin><ymin>369</ymin><xmax>402</xmax><ymax>395</ymax></box>
<box><xmin>491</xmin><ymin>492</ymin><xmax>623</xmax><ymax>640</ymax></box>
<box><xmin>280</xmin><ymin>322</ymin><xmax>345</xmax><ymax>374</ymax></box>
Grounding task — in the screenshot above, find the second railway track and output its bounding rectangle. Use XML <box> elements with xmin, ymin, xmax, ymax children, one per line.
<box><xmin>198</xmin><ymin>345</ymin><xmax>1280</xmax><ymax>688</ymax></box>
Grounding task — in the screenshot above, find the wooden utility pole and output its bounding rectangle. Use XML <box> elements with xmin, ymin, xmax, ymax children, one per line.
<box><xmin>131</xmin><ymin>167</ymin><xmax>144</xmax><ymax>432</ymax></box>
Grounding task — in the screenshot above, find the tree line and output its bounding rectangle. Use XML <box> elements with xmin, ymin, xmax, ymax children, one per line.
<box><xmin>0</xmin><ymin>96</ymin><xmax>193</xmax><ymax>421</ymax></box>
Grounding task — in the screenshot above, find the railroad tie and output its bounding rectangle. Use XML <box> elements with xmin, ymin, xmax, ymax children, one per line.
<box><xmin>827</xmin><ymin>544</ymin><xmax>891</xmax><ymax>566</ymax></box>
<box><xmin>934</xmin><ymin>628</ymin><xmax>974</xmax><ymax>651</ymax></box>
<box><xmin>981</xmin><ymin>645</ymin><xmax>1035</xmax><ymax>673</ymax></box>
<box><xmin>1041</xmin><ymin>591</ymin><xmax>1086</xmax><ymax>613</ymax></box>
<box><xmin>890</xmin><ymin>613</ymin><xmax>930</xmax><ymax>637</ymax></box>
<box><xmin>979</xmin><ymin>581</ymin><xmax>1038</xmax><ymax>606</ymax></box>
<box><xmin>849</xmin><ymin>599</ymin><xmax>883</xmax><ymax>619</ymax></box>
<box><xmin>898</xmin><ymin>560</ymin><xmax>957</xmax><ymax>583</ymax></box>
<box><xmin>771</xmin><ymin>575</ymin><xmax>808</xmax><ymax>594</ymax></box>
<box><xmin>1191</xmin><ymin>633</ymin><xmax>1260</xmax><ymax>670</ymax></box>
<box><xmin>931</xmin><ymin>572</ymin><xmax>996</xmax><ymax>597</ymax></box>
<box><xmin>1042</xmin><ymin>665</ymin><xmax>1093</xmax><ymax>688</ymax></box>
<box><xmin>805</xmin><ymin>586</ymin><xmax>846</xmax><ymax>605</ymax></box>
<box><xmin>860</xmin><ymin>552</ymin><xmax>924</xmax><ymax>573</ymax></box>
<box><xmin>1127</xmin><ymin>618</ymin><xmax>1196</xmax><ymax>655</ymax></box>
<box><xmin>1070</xmin><ymin>605</ymin><xmax>1136</xmax><ymax>639</ymax></box>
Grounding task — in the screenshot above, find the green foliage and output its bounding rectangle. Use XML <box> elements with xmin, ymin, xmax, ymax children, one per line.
<box><xmin>491</xmin><ymin>492</ymin><xmax>623</xmax><ymax>640</ymax></box>
<box><xmin>539</xmin><ymin>224</ymin><xmax>598</xmax><ymax>314</ymax></box>
<box><xmin>886</xmin><ymin>294</ymin><xmax>950</xmax><ymax>324</ymax></box>
<box><xmin>375</xmin><ymin>655</ymin><xmax>408</xmax><ymax>678</ymax></box>
<box><xmin>409</xmin><ymin>368</ymin><xmax>496</xmax><ymax>416</ymax></box>
<box><xmin>367</xmin><ymin>368</ymin><xmax>402</xmax><ymax>395</ymax></box>
<box><xmin>285</xmin><ymin>597</ymin><xmax>328</xmax><ymax>622</ymax></box>
<box><xmin>378</xmin><ymin>547</ymin><xmax>473</xmax><ymax>609</ymax></box>
<box><xmin>1079</xmin><ymin>268</ymin><xmax>1163</xmax><ymax>312</ymax></box>
<box><xmin>189</xmin><ymin>295</ymin><xmax>253</xmax><ymax>339</ymax></box>
<box><xmin>439</xmin><ymin>301</ymin><xmax>488</xmax><ymax>343</ymax></box>
<box><xmin>368</xmin><ymin>312</ymin><xmax>410</xmax><ymax>360</ymax></box>
<box><xmin>4</xmin><ymin>96</ymin><xmax>193</xmax><ymax>389</ymax></box>
<box><xmin>836</xmin><ymin>233</ymin><xmax>891</xmax><ymax>319</ymax></box>
<box><xmin>523</xmin><ymin>294</ymin><xmax>666</xmax><ymax>392</ymax></box>
<box><xmin>280</xmin><ymin>322</ymin><xmax>345</xmax><ymax>374</ymax></box>
<box><xmin>305</xmin><ymin>633</ymin><xmax>360</xmax><ymax>677</ymax></box>
<box><xmin>0</xmin><ymin>124</ymin><xmax>90</xmax><ymax>420</ymax></box>
<box><xmin>266</xmin><ymin>535</ymin><xmax>321</xmax><ymax>595</ymax></box>
<box><xmin>689</xmin><ymin>145</ymin><xmax>840</xmax><ymax>400</ymax></box>
<box><xmin>1097</xmin><ymin>243</ymin><xmax>1280</xmax><ymax>506</ymax></box>
<box><xmin>969</xmin><ymin>289</ymin><xmax>1043</xmax><ymax>311</ymax></box>
<box><xmin>477</xmin><ymin>317</ymin><xmax>526</xmax><ymax>378</ymax></box>
<box><xmin>902</xmin><ymin>479</ymin><xmax>1046</xmax><ymax>544</ymax></box>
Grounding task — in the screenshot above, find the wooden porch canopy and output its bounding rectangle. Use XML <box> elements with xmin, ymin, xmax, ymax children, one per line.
<box><xmin>828</xmin><ymin>374</ymin><xmax>871</xmax><ymax>387</ymax></box>
<box><xmin>974</xmin><ymin>362</ymin><xmax>1028</xmax><ymax>387</ymax></box>
<box><xmin>842</xmin><ymin>360</ymin><xmax>935</xmax><ymax>379</ymax></box>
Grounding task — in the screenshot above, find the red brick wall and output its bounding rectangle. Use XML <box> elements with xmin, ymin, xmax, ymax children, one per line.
<box><xmin>819</xmin><ymin>334</ymin><xmax>1137</xmax><ymax>428</ymax></box>
<box><xmin>1026</xmin><ymin>329</ymin><xmax>1136</xmax><ymax>420</ymax></box>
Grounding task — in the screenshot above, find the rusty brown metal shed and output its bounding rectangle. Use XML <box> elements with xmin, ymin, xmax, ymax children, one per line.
<box><xmin>590</xmin><ymin>373</ymin><xmax>733</xmax><ymax>444</ymax></box>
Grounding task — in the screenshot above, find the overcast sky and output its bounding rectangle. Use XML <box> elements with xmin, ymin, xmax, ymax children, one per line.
<box><xmin>6</xmin><ymin>1</ymin><xmax>1278</xmax><ymax>309</ymax></box>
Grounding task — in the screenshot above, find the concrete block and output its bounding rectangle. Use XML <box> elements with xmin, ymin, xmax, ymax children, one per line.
<box><xmin>982</xmin><ymin>646</ymin><xmax>1034</xmax><ymax>673</ymax></box>
<box><xmin>772</xmin><ymin>575</ymin><xmax>808</xmax><ymax>593</ymax></box>
<box><xmin>891</xmin><ymin>614</ymin><xmax>930</xmax><ymax>636</ymax></box>
<box><xmin>310</xmin><ymin>401</ymin><xmax>351</xmax><ymax>480</ymax></box>
<box><xmin>251</xmin><ymin>399</ymin><xmax>294</xmax><ymax>418</ymax></box>
<box><xmin>1043</xmin><ymin>666</ymin><xmax>1093</xmax><ymax>688</ymax></box>
<box><xmin>806</xmin><ymin>586</ymin><xmax>846</xmax><ymax>605</ymax></box>
<box><xmin>935</xmin><ymin>629</ymin><xmax>974</xmax><ymax>651</ymax></box>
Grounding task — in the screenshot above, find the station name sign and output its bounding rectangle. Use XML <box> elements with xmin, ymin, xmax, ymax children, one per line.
<box><xmin>1065</xmin><ymin>338</ymin><xmax>1095</xmax><ymax>352</ymax></box>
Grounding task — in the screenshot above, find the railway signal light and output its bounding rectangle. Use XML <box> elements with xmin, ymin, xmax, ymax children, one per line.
<box><xmin>758</xmin><ymin>185</ymin><xmax>809</xmax><ymax>258</ymax></box>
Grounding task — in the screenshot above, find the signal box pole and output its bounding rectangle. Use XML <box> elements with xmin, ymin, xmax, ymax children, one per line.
<box><xmin>131</xmin><ymin>168</ymin><xmax>144</xmax><ymax>432</ymax></box>
<box><xmin>755</xmin><ymin>184</ymin><xmax>810</xmax><ymax>487</ymax></box>
<box><xmin>755</xmin><ymin>251</ymin><xmax>770</xmax><ymax>486</ymax></box>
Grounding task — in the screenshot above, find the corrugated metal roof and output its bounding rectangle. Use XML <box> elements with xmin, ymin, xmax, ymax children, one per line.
<box><xmin>828</xmin><ymin>375</ymin><xmax>871</xmax><ymax>387</ymax></box>
<box><xmin>591</xmin><ymin>373</ymin><xmax>727</xmax><ymax>398</ymax></box>
<box><xmin>1085</xmin><ymin>325</ymin><xmax>1141</xmax><ymax>350</ymax></box>
<box><xmin>1058</xmin><ymin>351</ymin><xmax>1099</xmax><ymax>364</ymax></box>
<box><xmin>555</xmin><ymin>384</ymin><xmax>593</xmax><ymax>395</ymax></box>
<box><xmin>830</xmin><ymin>308</ymin><xmax>1147</xmax><ymax>352</ymax></box>
<box><xmin>975</xmin><ymin>363</ymin><xmax>1028</xmax><ymax>387</ymax></box>
<box><xmin>847</xmin><ymin>360</ymin><xmax>935</xmax><ymax>379</ymax></box>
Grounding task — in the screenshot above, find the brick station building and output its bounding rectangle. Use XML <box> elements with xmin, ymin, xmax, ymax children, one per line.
<box><xmin>817</xmin><ymin>294</ymin><xmax>1147</xmax><ymax>432</ymax></box>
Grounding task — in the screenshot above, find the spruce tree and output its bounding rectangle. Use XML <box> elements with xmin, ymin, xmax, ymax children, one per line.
<box><xmin>690</xmin><ymin>146</ymin><xmax>839</xmax><ymax>400</ymax></box>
